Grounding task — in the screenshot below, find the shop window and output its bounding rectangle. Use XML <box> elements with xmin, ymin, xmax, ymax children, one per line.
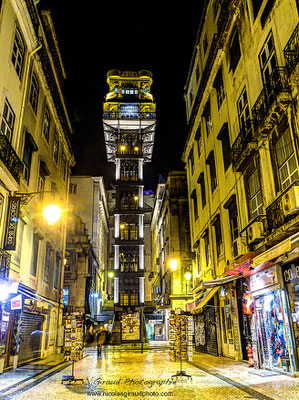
<box><xmin>198</xmin><ymin>172</ymin><xmax>206</xmax><ymax>208</ymax></box>
<box><xmin>29</xmin><ymin>72</ymin><xmax>39</xmax><ymax>113</ymax></box>
<box><xmin>273</xmin><ymin>119</ymin><xmax>299</xmax><ymax>192</ymax></box>
<box><xmin>191</xmin><ymin>189</ymin><xmax>198</xmax><ymax>221</ymax></box>
<box><xmin>206</xmin><ymin>151</ymin><xmax>217</xmax><ymax>193</ymax></box>
<box><xmin>214</xmin><ymin>68</ymin><xmax>225</xmax><ymax>109</ymax></box>
<box><xmin>0</xmin><ymin>99</ymin><xmax>15</xmax><ymax>142</ymax></box>
<box><xmin>229</xmin><ymin>28</ymin><xmax>241</xmax><ymax>73</ymax></box>
<box><xmin>245</xmin><ymin>158</ymin><xmax>264</xmax><ymax>220</ymax></box>
<box><xmin>259</xmin><ymin>32</ymin><xmax>277</xmax><ymax>85</ymax></box>
<box><xmin>217</xmin><ymin>123</ymin><xmax>231</xmax><ymax>172</ymax></box>
<box><xmin>11</xmin><ymin>28</ymin><xmax>25</xmax><ymax>78</ymax></box>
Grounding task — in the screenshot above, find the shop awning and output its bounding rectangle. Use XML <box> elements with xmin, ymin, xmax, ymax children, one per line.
<box><xmin>18</xmin><ymin>283</ymin><xmax>53</xmax><ymax>306</ymax></box>
<box><xmin>191</xmin><ymin>286</ymin><xmax>219</xmax><ymax>314</ymax></box>
<box><xmin>202</xmin><ymin>275</ymin><xmax>240</xmax><ymax>287</ymax></box>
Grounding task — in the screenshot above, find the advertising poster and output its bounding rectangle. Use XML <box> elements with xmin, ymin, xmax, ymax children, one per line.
<box><xmin>121</xmin><ymin>312</ymin><xmax>140</xmax><ymax>341</ymax></box>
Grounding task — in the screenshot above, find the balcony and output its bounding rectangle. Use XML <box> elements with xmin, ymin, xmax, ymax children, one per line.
<box><xmin>232</xmin><ymin>119</ymin><xmax>257</xmax><ymax>172</ymax></box>
<box><xmin>266</xmin><ymin>181</ymin><xmax>299</xmax><ymax>243</ymax></box>
<box><xmin>252</xmin><ymin>66</ymin><xmax>291</xmax><ymax>135</ymax></box>
<box><xmin>0</xmin><ymin>135</ymin><xmax>23</xmax><ymax>184</ymax></box>
<box><xmin>284</xmin><ymin>23</ymin><xmax>299</xmax><ymax>76</ymax></box>
<box><xmin>0</xmin><ymin>249</ymin><xmax>11</xmax><ymax>280</ymax></box>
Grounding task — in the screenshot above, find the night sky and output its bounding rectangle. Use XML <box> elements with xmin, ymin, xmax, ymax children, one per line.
<box><xmin>42</xmin><ymin>2</ymin><xmax>202</xmax><ymax>191</ymax></box>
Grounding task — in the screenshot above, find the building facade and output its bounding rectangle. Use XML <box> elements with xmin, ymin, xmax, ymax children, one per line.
<box><xmin>183</xmin><ymin>0</ymin><xmax>299</xmax><ymax>374</ymax></box>
<box><xmin>103</xmin><ymin>70</ymin><xmax>156</xmax><ymax>344</ymax></box>
<box><xmin>64</xmin><ymin>176</ymin><xmax>109</xmax><ymax>332</ymax></box>
<box><xmin>151</xmin><ymin>171</ymin><xmax>193</xmax><ymax>340</ymax></box>
<box><xmin>0</xmin><ymin>0</ymin><xmax>75</xmax><ymax>372</ymax></box>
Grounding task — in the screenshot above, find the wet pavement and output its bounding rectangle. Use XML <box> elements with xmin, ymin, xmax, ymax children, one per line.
<box><xmin>0</xmin><ymin>345</ymin><xmax>298</xmax><ymax>399</ymax></box>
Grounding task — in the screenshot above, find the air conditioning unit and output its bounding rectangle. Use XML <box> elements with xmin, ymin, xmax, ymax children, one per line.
<box><xmin>232</xmin><ymin>237</ymin><xmax>247</xmax><ymax>259</ymax></box>
<box><xmin>282</xmin><ymin>185</ymin><xmax>299</xmax><ymax>216</ymax></box>
<box><xmin>247</xmin><ymin>221</ymin><xmax>264</xmax><ymax>245</ymax></box>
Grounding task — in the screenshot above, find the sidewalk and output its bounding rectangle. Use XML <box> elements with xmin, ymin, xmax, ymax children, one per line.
<box><xmin>190</xmin><ymin>351</ymin><xmax>299</xmax><ymax>400</ymax></box>
<box><xmin>0</xmin><ymin>354</ymin><xmax>68</xmax><ymax>395</ymax></box>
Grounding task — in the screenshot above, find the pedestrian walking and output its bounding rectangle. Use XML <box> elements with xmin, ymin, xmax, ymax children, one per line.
<box><xmin>97</xmin><ymin>325</ymin><xmax>107</xmax><ymax>356</ymax></box>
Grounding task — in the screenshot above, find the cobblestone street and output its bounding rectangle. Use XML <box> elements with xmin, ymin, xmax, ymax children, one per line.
<box><xmin>0</xmin><ymin>345</ymin><xmax>298</xmax><ymax>400</ymax></box>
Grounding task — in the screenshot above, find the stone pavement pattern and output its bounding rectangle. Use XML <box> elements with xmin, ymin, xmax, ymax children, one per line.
<box><xmin>0</xmin><ymin>347</ymin><xmax>298</xmax><ymax>400</ymax></box>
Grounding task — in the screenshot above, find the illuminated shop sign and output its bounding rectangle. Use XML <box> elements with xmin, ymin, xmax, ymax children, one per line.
<box><xmin>3</xmin><ymin>196</ymin><xmax>21</xmax><ymax>251</ymax></box>
<box><xmin>282</xmin><ymin>263</ymin><xmax>299</xmax><ymax>284</ymax></box>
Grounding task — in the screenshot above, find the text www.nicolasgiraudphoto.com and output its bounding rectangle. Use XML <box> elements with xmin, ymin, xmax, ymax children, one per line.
<box><xmin>87</xmin><ymin>390</ymin><xmax>174</xmax><ymax>397</ymax></box>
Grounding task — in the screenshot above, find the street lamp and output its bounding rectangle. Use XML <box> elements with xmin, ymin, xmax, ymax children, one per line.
<box><xmin>43</xmin><ymin>204</ymin><xmax>62</xmax><ymax>225</ymax></box>
<box><xmin>184</xmin><ymin>271</ymin><xmax>192</xmax><ymax>281</ymax></box>
<box><xmin>169</xmin><ymin>258</ymin><xmax>178</xmax><ymax>271</ymax></box>
<box><xmin>108</xmin><ymin>271</ymin><xmax>114</xmax><ymax>278</ymax></box>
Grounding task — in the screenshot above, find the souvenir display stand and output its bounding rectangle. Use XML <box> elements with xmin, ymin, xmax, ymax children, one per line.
<box><xmin>169</xmin><ymin>312</ymin><xmax>193</xmax><ymax>380</ymax></box>
<box><xmin>61</xmin><ymin>312</ymin><xmax>84</xmax><ymax>385</ymax></box>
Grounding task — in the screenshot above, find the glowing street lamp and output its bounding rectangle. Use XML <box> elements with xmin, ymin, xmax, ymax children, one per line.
<box><xmin>108</xmin><ymin>271</ymin><xmax>114</xmax><ymax>278</ymax></box>
<box><xmin>169</xmin><ymin>258</ymin><xmax>178</xmax><ymax>271</ymax></box>
<box><xmin>184</xmin><ymin>271</ymin><xmax>192</xmax><ymax>281</ymax></box>
<box><xmin>43</xmin><ymin>204</ymin><xmax>62</xmax><ymax>225</ymax></box>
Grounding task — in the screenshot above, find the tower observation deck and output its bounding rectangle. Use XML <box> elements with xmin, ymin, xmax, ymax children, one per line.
<box><xmin>103</xmin><ymin>70</ymin><xmax>156</xmax><ymax>344</ymax></box>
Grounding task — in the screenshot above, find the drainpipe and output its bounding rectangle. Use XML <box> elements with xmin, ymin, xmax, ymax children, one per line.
<box><xmin>15</xmin><ymin>42</ymin><xmax>42</xmax><ymax>154</ymax></box>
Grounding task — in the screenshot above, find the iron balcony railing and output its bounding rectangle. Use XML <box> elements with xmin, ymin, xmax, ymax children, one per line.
<box><xmin>0</xmin><ymin>249</ymin><xmax>11</xmax><ymax>280</ymax></box>
<box><xmin>0</xmin><ymin>135</ymin><xmax>23</xmax><ymax>183</ymax></box>
<box><xmin>266</xmin><ymin>180</ymin><xmax>299</xmax><ymax>232</ymax></box>
<box><xmin>231</xmin><ymin>119</ymin><xmax>256</xmax><ymax>169</ymax></box>
<box><xmin>103</xmin><ymin>111</ymin><xmax>156</xmax><ymax>120</ymax></box>
<box><xmin>284</xmin><ymin>23</ymin><xmax>299</xmax><ymax>74</ymax></box>
<box><xmin>252</xmin><ymin>66</ymin><xmax>290</xmax><ymax>129</ymax></box>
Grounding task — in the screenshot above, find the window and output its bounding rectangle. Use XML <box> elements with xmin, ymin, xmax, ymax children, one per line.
<box><xmin>23</xmin><ymin>132</ymin><xmax>38</xmax><ymax>184</ymax></box>
<box><xmin>252</xmin><ymin>0</ymin><xmax>263</xmax><ymax>18</ymax></box>
<box><xmin>229</xmin><ymin>28</ymin><xmax>241</xmax><ymax>73</ymax></box>
<box><xmin>225</xmin><ymin>195</ymin><xmax>239</xmax><ymax>242</ymax></box>
<box><xmin>189</xmin><ymin>148</ymin><xmax>195</xmax><ymax>175</ymax></box>
<box><xmin>11</xmin><ymin>28</ymin><xmax>25</xmax><ymax>77</ymax></box>
<box><xmin>213</xmin><ymin>215</ymin><xmax>223</xmax><ymax>257</ymax></box>
<box><xmin>274</xmin><ymin>119</ymin><xmax>299</xmax><ymax>191</ymax></box>
<box><xmin>198</xmin><ymin>173</ymin><xmax>206</xmax><ymax>208</ymax></box>
<box><xmin>62</xmin><ymin>152</ymin><xmax>67</xmax><ymax>180</ymax></box>
<box><xmin>217</xmin><ymin>123</ymin><xmax>231</xmax><ymax>171</ymax></box>
<box><xmin>119</xmin><ymin>253</ymin><xmax>138</xmax><ymax>272</ymax></box>
<box><xmin>203</xmin><ymin>100</ymin><xmax>212</xmax><ymax>136</ymax></box>
<box><xmin>195</xmin><ymin>126</ymin><xmax>201</xmax><ymax>159</ymax></box>
<box><xmin>237</xmin><ymin>88</ymin><xmax>250</xmax><ymax>130</ymax></box>
<box><xmin>189</xmin><ymin>89</ymin><xmax>193</xmax><ymax>107</ymax></box>
<box><xmin>261</xmin><ymin>0</ymin><xmax>275</xmax><ymax>28</ymax></box>
<box><xmin>214</xmin><ymin>68</ymin><xmax>225</xmax><ymax>108</ymax></box>
<box><xmin>196</xmin><ymin>246</ymin><xmax>201</xmax><ymax>275</ymax></box>
<box><xmin>53</xmin><ymin>131</ymin><xmax>59</xmax><ymax>163</ymax></box>
<box><xmin>0</xmin><ymin>99</ymin><xmax>15</xmax><ymax>142</ymax></box>
<box><xmin>206</xmin><ymin>151</ymin><xmax>217</xmax><ymax>192</ymax></box>
<box><xmin>259</xmin><ymin>32</ymin><xmax>277</xmax><ymax>84</ymax></box>
<box><xmin>204</xmin><ymin>230</ymin><xmax>211</xmax><ymax>266</ymax></box>
<box><xmin>69</xmin><ymin>183</ymin><xmax>77</xmax><ymax>194</ymax></box>
<box><xmin>42</xmin><ymin>107</ymin><xmax>50</xmax><ymax>142</ymax></box>
<box><xmin>44</xmin><ymin>242</ymin><xmax>52</xmax><ymax>283</ymax></box>
<box><xmin>120</xmin><ymin>161</ymin><xmax>138</xmax><ymax>181</ymax></box>
<box><xmin>31</xmin><ymin>233</ymin><xmax>40</xmax><ymax>276</ymax></box>
<box><xmin>195</xmin><ymin>64</ymin><xmax>200</xmax><ymax>82</ymax></box>
<box><xmin>191</xmin><ymin>189</ymin><xmax>198</xmax><ymax>221</ymax></box>
<box><xmin>245</xmin><ymin>159</ymin><xmax>264</xmax><ymax>220</ymax></box>
<box><xmin>38</xmin><ymin>160</ymin><xmax>49</xmax><ymax>199</ymax></box>
<box><xmin>203</xmin><ymin>33</ymin><xmax>208</xmax><ymax>54</ymax></box>
<box><xmin>29</xmin><ymin>72</ymin><xmax>39</xmax><ymax>113</ymax></box>
<box><xmin>54</xmin><ymin>252</ymin><xmax>61</xmax><ymax>289</ymax></box>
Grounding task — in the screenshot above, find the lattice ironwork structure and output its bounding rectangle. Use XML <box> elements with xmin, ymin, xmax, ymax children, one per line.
<box><xmin>103</xmin><ymin>70</ymin><xmax>156</xmax><ymax>342</ymax></box>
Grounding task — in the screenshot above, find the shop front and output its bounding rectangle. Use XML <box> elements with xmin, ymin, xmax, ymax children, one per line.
<box><xmin>250</xmin><ymin>265</ymin><xmax>297</xmax><ymax>375</ymax></box>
